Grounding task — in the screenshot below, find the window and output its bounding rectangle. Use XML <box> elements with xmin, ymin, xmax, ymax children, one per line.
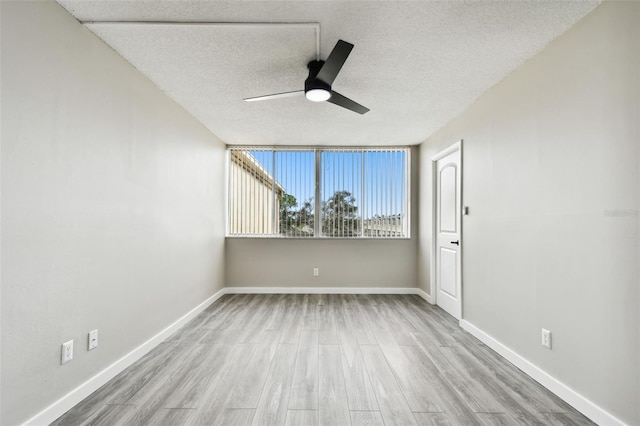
<box><xmin>227</xmin><ymin>147</ymin><xmax>410</xmax><ymax>238</ymax></box>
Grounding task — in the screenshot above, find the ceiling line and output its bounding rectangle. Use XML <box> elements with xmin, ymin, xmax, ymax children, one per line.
<box><xmin>83</xmin><ymin>21</ymin><xmax>321</xmax><ymax>60</ymax></box>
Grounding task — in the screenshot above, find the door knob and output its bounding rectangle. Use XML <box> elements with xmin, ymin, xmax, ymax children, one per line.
<box><xmin>451</xmin><ymin>240</ymin><xmax>459</xmax><ymax>245</ymax></box>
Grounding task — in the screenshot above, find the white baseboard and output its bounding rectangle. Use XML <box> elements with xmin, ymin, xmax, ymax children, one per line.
<box><xmin>415</xmin><ymin>288</ymin><xmax>433</xmax><ymax>304</ymax></box>
<box><xmin>23</xmin><ymin>288</ymin><xmax>226</xmax><ymax>426</ymax></box>
<box><xmin>459</xmin><ymin>320</ymin><xmax>626</xmax><ymax>426</ymax></box>
<box><xmin>225</xmin><ymin>286</ymin><xmax>421</xmax><ymax>295</ymax></box>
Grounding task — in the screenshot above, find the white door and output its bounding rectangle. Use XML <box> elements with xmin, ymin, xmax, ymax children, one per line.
<box><xmin>434</xmin><ymin>146</ymin><xmax>461</xmax><ymax>319</ymax></box>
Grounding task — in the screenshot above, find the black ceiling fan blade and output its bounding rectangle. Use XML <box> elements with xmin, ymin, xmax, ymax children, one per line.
<box><xmin>316</xmin><ymin>40</ymin><xmax>354</xmax><ymax>85</ymax></box>
<box><xmin>327</xmin><ymin>91</ymin><xmax>369</xmax><ymax>115</ymax></box>
<box><xmin>244</xmin><ymin>90</ymin><xmax>304</xmax><ymax>102</ymax></box>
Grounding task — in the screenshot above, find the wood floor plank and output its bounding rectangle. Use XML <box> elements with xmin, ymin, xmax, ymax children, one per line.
<box><xmin>211</xmin><ymin>294</ymin><xmax>261</xmax><ymax>332</ymax></box>
<box><xmin>318</xmin><ymin>329</ymin><xmax>339</xmax><ymax>345</ymax></box>
<box><xmin>236</xmin><ymin>295</ymin><xmax>276</xmax><ymax>344</ymax></box>
<box><xmin>404</xmin><ymin>298</ymin><xmax>467</xmax><ymax>348</ymax></box>
<box><xmin>318</xmin><ymin>304</ymin><xmax>339</xmax><ymax>345</ymax></box>
<box><xmin>121</xmin><ymin>344</ymin><xmax>212</xmax><ymax>424</ymax></box>
<box><xmin>373</xmin><ymin>301</ymin><xmax>417</xmax><ymax>345</ymax></box>
<box><xmin>402</xmin><ymin>345</ymin><xmax>482</xmax><ymax>426</ymax></box>
<box><xmin>406</xmin><ymin>317</ymin><xmax>455</xmax><ymax>348</ymax></box>
<box><xmin>421</xmin><ymin>302</ymin><xmax>461</xmax><ymax>333</ymax></box>
<box><xmin>50</xmin><ymin>342</ymin><xmax>178</xmax><ymax>424</ymax></box>
<box><xmin>227</xmin><ymin>329</ymin><xmax>281</xmax><ymax>409</ymax></box>
<box><xmin>79</xmin><ymin>404</ymin><xmax>136</xmax><ymax>426</ymax></box>
<box><xmin>359</xmin><ymin>344</ymin><xmax>417</xmax><ymax>425</ymax></box>
<box><xmin>350</xmin><ymin>410</ymin><xmax>385</xmax><ymax>426</ymax></box>
<box><xmin>409</xmin><ymin>332</ymin><xmax>504</xmax><ymax>414</ymax></box>
<box><xmin>318</xmin><ymin>344</ymin><xmax>351</xmax><ymax>426</ymax></box>
<box><xmin>443</xmin><ymin>343</ymin><xmax>562</xmax><ymax>421</ymax></box>
<box><xmin>339</xmin><ymin>294</ymin><xmax>362</xmax><ymax>330</ymax></box>
<box><xmin>436</xmin><ymin>346</ymin><xmax>507</xmax><ymax>413</ymax></box>
<box><xmin>184</xmin><ymin>294</ymin><xmax>240</xmax><ymax>330</ymax></box>
<box><xmin>349</xmin><ymin>296</ymin><xmax>379</xmax><ymax>345</ymax></box>
<box><xmin>353</xmin><ymin>327</ymin><xmax>378</xmax><ymax>345</ymax></box>
<box><xmin>375</xmin><ymin>328</ymin><xmax>442</xmax><ymax>412</ymax></box>
<box><xmin>462</xmin><ymin>342</ymin><xmax>574</xmax><ymax>413</ymax></box>
<box><xmin>354</xmin><ymin>298</ymin><xmax>388</xmax><ymax>336</ymax></box>
<box><xmin>265</xmin><ymin>294</ymin><xmax>290</xmax><ymax>330</ymax></box>
<box><xmin>200</xmin><ymin>325</ymin><xmax>243</xmax><ymax>345</ymax></box>
<box><xmin>387</xmin><ymin>295</ymin><xmax>429</xmax><ymax>330</ymax></box>
<box><xmin>216</xmin><ymin>408</ymin><xmax>256</xmax><ymax>426</ymax></box>
<box><xmin>413</xmin><ymin>412</ymin><xmax>454</xmax><ymax>426</ymax></box>
<box><xmin>300</xmin><ymin>294</ymin><xmax>320</xmax><ymax>330</ymax></box>
<box><xmin>285</xmin><ymin>409</ymin><xmax>319</xmax><ymax>426</ymax></box>
<box><xmin>388</xmin><ymin>296</ymin><xmax>455</xmax><ymax>347</ymax></box>
<box><xmin>331</xmin><ymin>294</ymin><xmax>349</xmax><ymax>331</ymax></box>
<box><xmin>289</xmin><ymin>329</ymin><xmax>319</xmax><ymax>410</ymax></box>
<box><xmin>234</xmin><ymin>295</ymin><xmax>268</xmax><ymax>325</ymax></box>
<box><xmin>475</xmin><ymin>412</ymin><xmax>520</xmax><ymax>426</ymax></box>
<box><xmin>337</xmin><ymin>329</ymin><xmax>379</xmax><ymax>411</ymax></box>
<box><xmin>252</xmin><ymin>343</ymin><xmax>298</xmax><ymax>425</ymax></box>
<box><xmin>54</xmin><ymin>403</ymin><xmax>133</xmax><ymax>426</ymax></box>
<box><xmin>193</xmin><ymin>343</ymin><xmax>258</xmax><ymax>424</ymax></box>
<box><xmin>163</xmin><ymin>343</ymin><xmax>234</xmax><ymax>409</ymax></box>
<box><xmin>540</xmin><ymin>411</ymin><xmax>595</xmax><ymax>426</ymax></box>
<box><xmin>166</xmin><ymin>327</ymin><xmax>211</xmax><ymax>343</ymax></box>
<box><xmin>101</xmin><ymin>341</ymin><xmax>180</xmax><ymax>405</ymax></box>
<box><xmin>280</xmin><ymin>295</ymin><xmax>303</xmax><ymax>344</ymax></box>
<box><xmin>146</xmin><ymin>407</ymin><xmax>196</xmax><ymax>425</ymax></box>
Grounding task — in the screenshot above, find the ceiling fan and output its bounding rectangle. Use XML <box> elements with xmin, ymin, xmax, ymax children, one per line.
<box><xmin>244</xmin><ymin>40</ymin><xmax>369</xmax><ymax>115</ymax></box>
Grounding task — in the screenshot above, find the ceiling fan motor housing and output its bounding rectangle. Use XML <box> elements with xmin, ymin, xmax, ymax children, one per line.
<box><xmin>305</xmin><ymin>60</ymin><xmax>331</xmax><ymax>95</ymax></box>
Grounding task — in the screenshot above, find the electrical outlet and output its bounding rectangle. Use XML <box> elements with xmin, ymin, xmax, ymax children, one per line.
<box><xmin>541</xmin><ymin>329</ymin><xmax>552</xmax><ymax>349</ymax></box>
<box><xmin>313</xmin><ymin>268</ymin><xmax>319</xmax><ymax>277</ymax></box>
<box><xmin>88</xmin><ymin>329</ymin><xmax>98</xmax><ymax>351</ymax></box>
<box><xmin>61</xmin><ymin>340</ymin><xmax>73</xmax><ymax>364</ymax></box>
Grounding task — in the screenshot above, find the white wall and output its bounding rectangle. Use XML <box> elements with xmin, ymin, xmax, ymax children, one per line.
<box><xmin>226</xmin><ymin>238</ymin><xmax>417</xmax><ymax>288</ymax></box>
<box><xmin>419</xmin><ymin>2</ymin><xmax>639</xmax><ymax>424</ymax></box>
<box><xmin>226</xmin><ymin>148</ymin><xmax>419</xmax><ymax>289</ymax></box>
<box><xmin>1</xmin><ymin>2</ymin><xmax>227</xmax><ymax>424</ymax></box>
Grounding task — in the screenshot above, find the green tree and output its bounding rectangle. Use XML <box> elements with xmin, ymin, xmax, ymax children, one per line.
<box><xmin>322</xmin><ymin>191</ymin><xmax>360</xmax><ymax>237</ymax></box>
<box><xmin>296</xmin><ymin>198</ymin><xmax>315</xmax><ymax>235</ymax></box>
<box><xmin>279</xmin><ymin>194</ymin><xmax>297</xmax><ymax>234</ymax></box>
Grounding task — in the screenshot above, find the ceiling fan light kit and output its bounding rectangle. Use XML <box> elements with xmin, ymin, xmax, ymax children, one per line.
<box><xmin>244</xmin><ymin>40</ymin><xmax>369</xmax><ymax>114</ymax></box>
<box><xmin>305</xmin><ymin>88</ymin><xmax>331</xmax><ymax>102</ymax></box>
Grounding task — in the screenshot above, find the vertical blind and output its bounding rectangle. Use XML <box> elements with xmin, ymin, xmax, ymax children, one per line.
<box><xmin>228</xmin><ymin>147</ymin><xmax>410</xmax><ymax>238</ymax></box>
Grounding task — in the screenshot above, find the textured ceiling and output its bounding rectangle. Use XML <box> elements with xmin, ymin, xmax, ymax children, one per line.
<box><xmin>57</xmin><ymin>1</ymin><xmax>599</xmax><ymax>146</ymax></box>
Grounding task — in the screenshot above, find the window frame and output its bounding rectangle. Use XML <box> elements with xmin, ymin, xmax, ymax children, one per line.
<box><xmin>226</xmin><ymin>146</ymin><xmax>411</xmax><ymax>240</ymax></box>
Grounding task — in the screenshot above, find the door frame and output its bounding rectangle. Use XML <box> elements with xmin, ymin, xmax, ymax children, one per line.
<box><xmin>430</xmin><ymin>140</ymin><xmax>463</xmax><ymax>320</ymax></box>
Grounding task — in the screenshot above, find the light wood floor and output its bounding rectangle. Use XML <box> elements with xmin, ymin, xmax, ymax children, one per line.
<box><xmin>53</xmin><ymin>294</ymin><xmax>593</xmax><ymax>425</ymax></box>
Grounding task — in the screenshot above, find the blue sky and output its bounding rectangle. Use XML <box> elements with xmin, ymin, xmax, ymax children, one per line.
<box><xmin>249</xmin><ymin>149</ymin><xmax>407</xmax><ymax>219</ymax></box>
